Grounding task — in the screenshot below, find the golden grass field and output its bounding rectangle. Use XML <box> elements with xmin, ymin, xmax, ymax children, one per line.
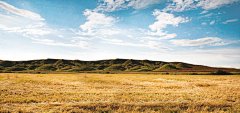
<box><xmin>0</xmin><ymin>73</ymin><xmax>239</xmax><ymax>113</ymax></box>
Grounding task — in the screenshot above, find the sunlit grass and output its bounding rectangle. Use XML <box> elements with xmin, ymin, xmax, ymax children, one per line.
<box><xmin>0</xmin><ymin>73</ymin><xmax>239</xmax><ymax>112</ymax></box>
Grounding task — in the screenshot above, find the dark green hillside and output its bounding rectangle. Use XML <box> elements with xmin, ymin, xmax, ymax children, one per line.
<box><xmin>0</xmin><ymin>59</ymin><xmax>239</xmax><ymax>72</ymax></box>
<box><xmin>157</xmin><ymin>64</ymin><xmax>178</xmax><ymax>70</ymax></box>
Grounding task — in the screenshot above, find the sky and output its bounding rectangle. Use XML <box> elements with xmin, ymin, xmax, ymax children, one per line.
<box><xmin>0</xmin><ymin>0</ymin><xmax>240</xmax><ymax>68</ymax></box>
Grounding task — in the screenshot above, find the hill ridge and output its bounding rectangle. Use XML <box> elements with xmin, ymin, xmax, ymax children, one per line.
<box><xmin>0</xmin><ymin>58</ymin><xmax>239</xmax><ymax>72</ymax></box>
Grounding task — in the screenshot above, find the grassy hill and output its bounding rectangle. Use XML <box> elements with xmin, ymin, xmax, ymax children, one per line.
<box><xmin>0</xmin><ymin>58</ymin><xmax>239</xmax><ymax>73</ymax></box>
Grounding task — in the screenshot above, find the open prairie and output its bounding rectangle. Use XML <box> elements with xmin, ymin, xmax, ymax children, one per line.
<box><xmin>0</xmin><ymin>73</ymin><xmax>239</xmax><ymax>112</ymax></box>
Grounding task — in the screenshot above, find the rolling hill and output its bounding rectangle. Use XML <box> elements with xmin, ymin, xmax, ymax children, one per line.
<box><xmin>0</xmin><ymin>58</ymin><xmax>239</xmax><ymax>73</ymax></box>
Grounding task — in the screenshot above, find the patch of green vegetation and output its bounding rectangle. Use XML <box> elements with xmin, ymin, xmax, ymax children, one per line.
<box><xmin>104</xmin><ymin>64</ymin><xmax>126</xmax><ymax>71</ymax></box>
<box><xmin>0</xmin><ymin>66</ymin><xmax>4</xmax><ymax>70</ymax></box>
<box><xmin>35</xmin><ymin>64</ymin><xmax>57</xmax><ymax>71</ymax></box>
<box><xmin>27</xmin><ymin>65</ymin><xmax>39</xmax><ymax>70</ymax></box>
<box><xmin>68</xmin><ymin>66</ymin><xmax>95</xmax><ymax>71</ymax></box>
<box><xmin>0</xmin><ymin>61</ymin><xmax>13</xmax><ymax>67</ymax></box>
<box><xmin>125</xmin><ymin>65</ymin><xmax>141</xmax><ymax>71</ymax></box>
<box><xmin>5</xmin><ymin>66</ymin><xmax>26</xmax><ymax>71</ymax></box>
<box><xmin>176</xmin><ymin>63</ymin><xmax>192</xmax><ymax>68</ymax></box>
<box><xmin>96</xmin><ymin>65</ymin><xmax>108</xmax><ymax>70</ymax></box>
<box><xmin>136</xmin><ymin>68</ymin><xmax>153</xmax><ymax>72</ymax></box>
<box><xmin>157</xmin><ymin>64</ymin><xmax>178</xmax><ymax>70</ymax></box>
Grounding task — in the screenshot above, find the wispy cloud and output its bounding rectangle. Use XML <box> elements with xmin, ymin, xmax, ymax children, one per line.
<box><xmin>0</xmin><ymin>1</ymin><xmax>44</xmax><ymax>20</ymax></box>
<box><xmin>101</xmin><ymin>37</ymin><xmax>123</xmax><ymax>43</ymax></box>
<box><xmin>162</xmin><ymin>0</ymin><xmax>240</xmax><ymax>12</ymax></box>
<box><xmin>196</xmin><ymin>48</ymin><xmax>240</xmax><ymax>54</ymax></box>
<box><xmin>101</xmin><ymin>37</ymin><xmax>172</xmax><ymax>50</ymax></box>
<box><xmin>80</xmin><ymin>9</ymin><xmax>116</xmax><ymax>32</ymax></box>
<box><xmin>72</xmin><ymin>36</ymin><xmax>92</xmax><ymax>40</ymax></box>
<box><xmin>127</xmin><ymin>35</ymin><xmax>133</xmax><ymax>38</ymax></box>
<box><xmin>0</xmin><ymin>2</ymin><xmax>92</xmax><ymax>49</ymax></box>
<box><xmin>94</xmin><ymin>0</ymin><xmax>127</xmax><ymax>12</ymax></box>
<box><xmin>198</xmin><ymin>13</ymin><xmax>213</xmax><ymax>18</ymax></box>
<box><xmin>141</xmin><ymin>33</ymin><xmax>177</xmax><ymax>40</ymax></box>
<box><xmin>149</xmin><ymin>10</ymin><xmax>189</xmax><ymax>31</ymax></box>
<box><xmin>222</xmin><ymin>19</ymin><xmax>238</xmax><ymax>24</ymax></box>
<box><xmin>31</xmin><ymin>37</ymin><xmax>92</xmax><ymax>49</ymax></box>
<box><xmin>99</xmin><ymin>29</ymin><xmax>120</xmax><ymax>36</ymax></box>
<box><xmin>0</xmin><ymin>23</ymin><xmax>51</xmax><ymax>36</ymax></box>
<box><xmin>210</xmin><ymin>20</ymin><xmax>215</xmax><ymax>25</ymax></box>
<box><xmin>142</xmin><ymin>10</ymin><xmax>188</xmax><ymax>40</ymax></box>
<box><xmin>146</xmin><ymin>41</ymin><xmax>172</xmax><ymax>50</ymax></box>
<box><xmin>201</xmin><ymin>22</ymin><xmax>207</xmax><ymax>25</ymax></box>
<box><xmin>162</xmin><ymin>0</ymin><xmax>196</xmax><ymax>12</ymax></box>
<box><xmin>212</xmin><ymin>40</ymin><xmax>240</xmax><ymax>46</ymax></box>
<box><xmin>170</xmin><ymin>37</ymin><xmax>221</xmax><ymax>46</ymax></box>
<box><xmin>197</xmin><ymin>0</ymin><xmax>240</xmax><ymax>10</ymax></box>
<box><xmin>200</xmin><ymin>10</ymin><xmax>208</xmax><ymax>14</ymax></box>
<box><xmin>127</xmin><ymin>0</ymin><xmax>164</xmax><ymax>10</ymax></box>
<box><xmin>0</xmin><ymin>2</ymin><xmax>53</xmax><ymax>42</ymax></box>
<box><xmin>58</xmin><ymin>35</ymin><xmax>64</xmax><ymax>38</ymax></box>
<box><xmin>94</xmin><ymin>0</ymin><xmax>165</xmax><ymax>12</ymax></box>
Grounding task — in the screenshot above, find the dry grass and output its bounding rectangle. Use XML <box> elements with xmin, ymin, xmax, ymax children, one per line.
<box><xmin>0</xmin><ymin>73</ymin><xmax>239</xmax><ymax>112</ymax></box>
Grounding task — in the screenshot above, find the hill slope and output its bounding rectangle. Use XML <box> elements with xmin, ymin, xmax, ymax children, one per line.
<box><xmin>0</xmin><ymin>59</ymin><xmax>239</xmax><ymax>72</ymax></box>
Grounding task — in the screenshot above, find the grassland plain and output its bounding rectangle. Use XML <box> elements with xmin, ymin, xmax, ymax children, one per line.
<box><xmin>0</xmin><ymin>73</ymin><xmax>239</xmax><ymax>113</ymax></box>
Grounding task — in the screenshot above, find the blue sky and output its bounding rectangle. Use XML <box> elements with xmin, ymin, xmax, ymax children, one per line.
<box><xmin>0</xmin><ymin>0</ymin><xmax>240</xmax><ymax>68</ymax></box>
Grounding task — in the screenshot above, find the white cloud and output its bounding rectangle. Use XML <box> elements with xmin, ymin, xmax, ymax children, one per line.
<box><xmin>102</xmin><ymin>38</ymin><xmax>172</xmax><ymax>50</ymax></box>
<box><xmin>141</xmin><ymin>30</ymin><xmax>178</xmax><ymax>40</ymax></box>
<box><xmin>159</xmin><ymin>33</ymin><xmax>177</xmax><ymax>39</ymax></box>
<box><xmin>127</xmin><ymin>35</ymin><xmax>133</xmax><ymax>38</ymax></box>
<box><xmin>170</xmin><ymin>37</ymin><xmax>221</xmax><ymax>46</ymax></box>
<box><xmin>94</xmin><ymin>0</ymin><xmax>164</xmax><ymax>12</ymax></box>
<box><xmin>142</xmin><ymin>33</ymin><xmax>177</xmax><ymax>40</ymax></box>
<box><xmin>72</xmin><ymin>36</ymin><xmax>92</xmax><ymax>40</ymax></box>
<box><xmin>94</xmin><ymin>0</ymin><xmax>127</xmax><ymax>12</ymax></box>
<box><xmin>101</xmin><ymin>38</ymin><xmax>123</xmax><ymax>43</ymax></box>
<box><xmin>0</xmin><ymin>1</ymin><xmax>95</xmax><ymax>50</ymax></box>
<box><xmin>20</xmin><ymin>29</ymin><xmax>51</xmax><ymax>36</ymax></box>
<box><xmin>212</xmin><ymin>42</ymin><xmax>230</xmax><ymax>46</ymax></box>
<box><xmin>31</xmin><ymin>37</ymin><xmax>92</xmax><ymax>49</ymax></box>
<box><xmin>200</xmin><ymin>10</ymin><xmax>208</xmax><ymax>14</ymax></box>
<box><xmin>212</xmin><ymin>40</ymin><xmax>240</xmax><ymax>46</ymax></box>
<box><xmin>198</xmin><ymin>13</ymin><xmax>213</xmax><ymax>18</ymax></box>
<box><xmin>141</xmin><ymin>36</ymin><xmax>159</xmax><ymax>40</ymax></box>
<box><xmin>162</xmin><ymin>0</ymin><xmax>196</xmax><ymax>12</ymax></box>
<box><xmin>206</xmin><ymin>31</ymin><xmax>211</xmax><ymax>34</ymax></box>
<box><xmin>0</xmin><ymin>1</ymin><xmax>44</xmax><ymax>20</ymax></box>
<box><xmin>79</xmin><ymin>9</ymin><xmax>116</xmax><ymax>31</ymax></box>
<box><xmin>210</xmin><ymin>20</ymin><xmax>215</xmax><ymax>25</ymax></box>
<box><xmin>30</xmin><ymin>37</ymin><xmax>54</xmax><ymax>43</ymax></box>
<box><xmin>0</xmin><ymin>24</ymin><xmax>21</xmax><ymax>31</ymax></box>
<box><xmin>74</xmin><ymin>30</ymin><xmax>97</xmax><ymax>36</ymax></box>
<box><xmin>58</xmin><ymin>35</ymin><xmax>64</xmax><ymax>38</ymax></box>
<box><xmin>0</xmin><ymin>23</ymin><xmax>51</xmax><ymax>36</ymax></box>
<box><xmin>149</xmin><ymin>10</ymin><xmax>189</xmax><ymax>31</ymax></box>
<box><xmin>146</xmin><ymin>41</ymin><xmax>172</xmax><ymax>50</ymax></box>
<box><xmin>162</xmin><ymin>0</ymin><xmax>240</xmax><ymax>12</ymax></box>
<box><xmin>127</xmin><ymin>0</ymin><xmax>164</xmax><ymax>10</ymax></box>
<box><xmin>140</xmin><ymin>10</ymin><xmax>188</xmax><ymax>41</ymax></box>
<box><xmin>201</xmin><ymin>22</ymin><xmax>207</xmax><ymax>25</ymax></box>
<box><xmin>196</xmin><ymin>48</ymin><xmax>240</xmax><ymax>54</ymax></box>
<box><xmin>99</xmin><ymin>29</ymin><xmax>120</xmax><ymax>36</ymax></box>
<box><xmin>222</xmin><ymin>19</ymin><xmax>238</xmax><ymax>24</ymax></box>
<box><xmin>145</xmin><ymin>29</ymin><xmax>167</xmax><ymax>36</ymax></box>
<box><xmin>196</xmin><ymin>0</ymin><xmax>240</xmax><ymax>10</ymax></box>
<box><xmin>131</xmin><ymin>10</ymin><xmax>139</xmax><ymax>14</ymax></box>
